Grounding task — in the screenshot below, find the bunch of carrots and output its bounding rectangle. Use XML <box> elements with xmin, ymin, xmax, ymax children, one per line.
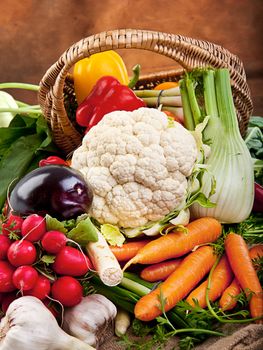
<box><xmin>110</xmin><ymin>217</ymin><xmax>263</xmax><ymax>324</ymax></box>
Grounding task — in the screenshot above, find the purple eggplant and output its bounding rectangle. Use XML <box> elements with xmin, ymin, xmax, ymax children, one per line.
<box><xmin>9</xmin><ymin>165</ymin><xmax>93</xmax><ymax>219</ymax></box>
<box><xmin>253</xmin><ymin>182</ymin><xmax>263</xmax><ymax>213</ymax></box>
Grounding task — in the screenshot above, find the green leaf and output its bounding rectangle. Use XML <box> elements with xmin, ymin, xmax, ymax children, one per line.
<box><xmin>252</xmin><ymin>158</ymin><xmax>263</xmax><ymax>185</ymax></box>
<box><xmin>41</xmin><ymin>255</ymin><xmax>56</xmax><ymax>265</ymax></box>
<box><xmin>0</xmin><ymin>116</ymin><xmax>36</xmax><ymax>158</ymax></box>
<box><xmin>0</xmin><ymin>134</ymin><xmax>43</xmax><ymax>209</ymax></box>
<box><xmin>187</xmin><ymin>192</ymin><xmax>216</xmax><ymax>208</ymax></box>
<box><xmin>9</xmin><ymin>114</ymin><xmax>37</xmax><ymax>127</ymax></box>
<box><xmin>101</xmin><ymin>223</ymin><xmax>125</xmax><ymax>246</ymax></box>
<box><xmin>245</xmin><ymin>126</ymin><xmax>263</xmax><ymax>160</ymax></box>
<box><xmin>248</xmin><ymin>116</ymin><xmax>263</xmax><ymax>130</ymax></box>
<box><xmin>62</xmin><ymin>219</ymin><xmax>78</xmax><ymax>231</ymax></box>
<box><xmin>67</xmin><ymin>216</ymin><xmax>98</xmax><ymax>245</ymax></box>
<box><xmin>36</xmin><ymin>115</ymin><xmax>55</xmax><ymax>150</ymax></box>
<box><xmin>45</xmin><ymin>214</ymin><xmax>68</xmax><ymax>234</ymax></box>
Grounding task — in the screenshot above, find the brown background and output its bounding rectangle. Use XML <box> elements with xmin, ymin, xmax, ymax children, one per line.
<box><xmin>0</xmin><ymin>0</ymin><xmax>262</xmax><ymax>115</ymax></box>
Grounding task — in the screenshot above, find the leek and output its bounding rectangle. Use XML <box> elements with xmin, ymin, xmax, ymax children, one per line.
<box><xmin>180</xmin><ymin>69</ymin><xmax>254</xmax><ymax>223</ymax></box>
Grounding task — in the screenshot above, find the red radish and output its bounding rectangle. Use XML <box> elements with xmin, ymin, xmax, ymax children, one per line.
<box><xmin>21</xmin><ymin>214</ymin><xmax>46</xmax><ymax>242</ymax></box>
<box><xmin>12</xmin><ymin>265</ymin><xmax>38</xmax><ymax>291</ymax></box>
<box><xmin>0</xmin><ymin>261</ymin><xmax>16</xmax><ymax>292</ymax></box>
<box><xmin>1</xmin><ymin>213</ymin><xmax>23</xmax><ymax>237</ymax></box>
<box><xmin>41</xmin><ymin>231</ymin><xmax>67</xmax><ymax>254</ymax></box>
<box><xmin>7</xmin><ymin>240</ymin><xmax>37</xmax><ymax>267</ymax></box>
<box><xmin>1</xmin><ymin>292</ymin><xmax>18</xmax><ymax>313</ymax></box>
<box><xmin>24</xmin><ymin>275</ymin><xmax>51</xmax><ymax>300</ymax></box>
<box><xmin>52</xmin><ymin>246</ymin><xmax>92</xmax><ymax>276</ymax></box>
<box><xmin>0</xmin><ymin>235</ymin><xmax>12</xmax><ymax>260</ymax></box>
<box><xmin>51</xmin><ymin>276</ymin><xmax>83</xmax><ymax>306</ymax></box>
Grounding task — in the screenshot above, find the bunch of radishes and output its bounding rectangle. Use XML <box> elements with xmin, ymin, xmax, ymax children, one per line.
<box><xmin>0</xmin><ymin>212</ymin><xmax>93</xmax><ymax>316</ymax></box>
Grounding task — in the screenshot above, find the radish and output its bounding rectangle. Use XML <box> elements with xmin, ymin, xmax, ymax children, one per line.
<box><xmin>1</xmin><ymin>292</ymin><xmax>18</xmax><ymax>313</ymax></box>
<box><xmin>41</xmin><ymin>230</ymin><xmax>87</xmax><ymax>255</ymax></box>
<box><xmin>7</xmin><ymin>240</ymin><xmax>37</xmax><ymax>267</ymax></box>
<box><xmin>51</xmin><ymin>276</ymin><xmax>83</xmax><ymax>307</ymax></box>
<box><xmin>41</xmin><ymin>230</ymin><xmax>67</xmax><ymax>254</ymax></box>
<box><xmin>52</xmin><ymin>246</ymin><xmax>92</xmax><ymax>276</ymax></box>
<box><xmin>0</xmin><ymin>235</ymin><xmax>12</xmax><ymax>260</ymax></box>
<box><xmin>24</xmin><ymin>275</ymin><xmax>51</xmax><ymax>300</ymax></box>
<box><xmin>21</xmin><ymin>214</ymin><xmax>46</xmax><ymax>242</ymax></box>
<box><xmin>0</xmin><ymin>260</ymin><xmax>16</xmax><ymax>292</ymax></box>
<box><xmin>1</xmin><ymin>213</ymin><xmax>23</xmax><ymax>237</ymax></box>
<box><xmin>12</xmin><ymin>265</ymin><xmax>38</xmax><ymax>291</ymax></box>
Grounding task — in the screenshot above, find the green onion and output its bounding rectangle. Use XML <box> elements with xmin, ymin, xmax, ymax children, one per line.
<box><xmin>138</xmin><ymin>96</ymin><xmax>182</xmax><ymax>107</ymax></box>
<box><xmin>0</xmin><ymin>82</ymin><xmax>40</xmax><ymax>91</ymax></box>
<box><xmin>134</xmin><ymin>86</ymin><xmax>180</xmax><ymax>98</ymax></box>
<box><xmin>134</xmin><ymin>86</ymin><xmax>183</xmax><ymax>118</ymax></box>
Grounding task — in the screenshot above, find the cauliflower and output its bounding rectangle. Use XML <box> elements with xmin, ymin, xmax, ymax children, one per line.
<box><xmin>71</xmin><ymin>107</ymin><xmax>198</xmax><ymax>228</ymax></box>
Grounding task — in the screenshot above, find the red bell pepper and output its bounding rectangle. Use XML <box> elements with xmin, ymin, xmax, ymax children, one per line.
<box><xmin>39</xmin><ymin>156</ymin><xmax>68</xmax><ymax>167</ymax></box>
<box><xmin>75</xmin><ymin>76</ymin><xmax>146</xmax><ymax>130</ymax></box>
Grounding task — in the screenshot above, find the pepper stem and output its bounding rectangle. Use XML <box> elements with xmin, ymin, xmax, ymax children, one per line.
<box><xmin>128</xmin><ymin>64</ymin><xmax>141</xmax><ymax>89</ymax></box>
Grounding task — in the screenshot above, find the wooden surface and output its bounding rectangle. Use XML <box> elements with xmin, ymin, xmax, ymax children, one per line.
<box><xmin>0</xmin><ymin>0</ymin><xmax>262</xmax><ymax>115</ymax></box>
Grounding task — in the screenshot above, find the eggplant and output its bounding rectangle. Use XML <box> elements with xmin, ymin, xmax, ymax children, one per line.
<box><xmin>253</xmin><ymin>182</ymin><xmax>263</xmax><ymax>213</ymax></box>
<box><xmin>9</xmin><ymin>165</ymin><xmax>93</xmax><ymax>220</ymax></box>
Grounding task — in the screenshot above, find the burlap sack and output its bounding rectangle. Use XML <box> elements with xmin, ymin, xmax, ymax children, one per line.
<box><xmin>100</xmin><ymin>323</ymin><xmax>263</xmax><ymax>350</ymax></box>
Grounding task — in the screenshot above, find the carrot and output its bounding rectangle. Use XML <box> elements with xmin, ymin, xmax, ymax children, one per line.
<box><xmin>224</xmin><ymin>233</ymin><xmax>263</xmax><ymax>323</ymax></box>
<box><xmin>219</xmin><ymin>279</ymin><xmax>241</xmax><ymax>311</ymax></box>
<box><xmin>162</xmin><ymin>110</ymin><xmax>182</xmax><ymax>124</ymax></box>
<box><xmin>134</xmin><ymin>245</ymin><xmax>217</xmax><ymax>321</ymax></box>
<box><xmin>154</xmin><ymin>81</ymin><xmax>179</xmax><ymax>90</ymax></box>
<box><xmin>249</xmin><ymin>244</ymin><xmax>263</xmax><ymax>261</ymax></box>
<box><xmin>186</xmin><ymin>254</ymin><xmax>233</xmax><ymax>308</ymax></box>
<box><xmin>140</xmin><ymin>259</ymin><xmax>182</xmax><ymax>282</ymax></box>
<box><xmin>123</xmin><ymin>217</ymin><xmax>222</xmax><ymax>270</ymax></box>
<box><xmin>110</xmin><ymin>240</ymin><xmax>150</xmax><ymax>262</ymax></box>
<box><xmin>219</xmin><ymin>244</ymin><xmax>263</xmax><ymax>311</ymax></box>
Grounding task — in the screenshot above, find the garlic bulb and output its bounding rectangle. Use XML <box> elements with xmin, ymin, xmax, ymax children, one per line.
<box><xmin>0</xmin><ymin>296</ymin><xmax>95</xmax><ymax>350</ymax></box>
<box><xmin>63</xmin><ymin>294</ymin><xmax>117</xmax><ymax>349</ymax></box>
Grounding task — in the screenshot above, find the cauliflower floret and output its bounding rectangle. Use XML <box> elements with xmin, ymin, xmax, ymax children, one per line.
<box><xmin>72</xmin><ymin>107</ymin><xmax>198</xmax><ymax>228</ymax></box>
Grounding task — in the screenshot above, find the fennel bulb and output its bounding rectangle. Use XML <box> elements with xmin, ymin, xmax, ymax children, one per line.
<box><xmin>180</xmin><ymin>69</ymin><xmax>254</xmax><ymax>223</ymax></box>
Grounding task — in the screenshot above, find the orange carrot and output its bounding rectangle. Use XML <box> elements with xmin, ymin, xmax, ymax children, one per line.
<box><xmin>134</xmin><ymin>245</ymin><xmax>217</xmax><ymax>321</ymax></box>
<box><xmin>153</xmin><ymin>81</ymin><xmax>179</xmax><ymax>90</ymax></box>
<box><xmin>219</xmin><ymin>279</ymin><xmax>241</xmax><ymax>311</ymax></box>
<box><xmin>123</xmin><ymin>217</ymin><xmax>222</xmax><ymax>270</ymax></box>
<box><xmin>162</xmin><ymin>110</ymin><xmax>182</xmax><ymax>124</ymax></box>
<box><xmin>249</xmin><ymin>244</ymin><xmax>263</xmax><ymax>261</ymax></box>
<box><xmin>186</xmin><ymin>254</ymin><xmax>233</xmax><ymax>308</ymax></box>
<box><xmin>225</xmin><ymin>233</ymin><xmax>263</xmax><ymax>323</ymax></box>
<box><xmin>140</xmin><ymin>259</ymin><xmax>182</xmax><ymax>282</ymax></box>
<box><xmin>110</xmin><ymin>240</ymin><xmax>150</xmax><ymax>262</ymax></box>
<box><xmin>219</xmin><ymin>244</ymin><xmax>263</xmax><ymax>311</ymax></box>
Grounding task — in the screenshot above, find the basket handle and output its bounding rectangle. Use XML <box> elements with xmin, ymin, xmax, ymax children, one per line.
<box><xmin>38</xmin><ymin>29</ymin><xmax>253</xmax><ymax>154</ymax></box>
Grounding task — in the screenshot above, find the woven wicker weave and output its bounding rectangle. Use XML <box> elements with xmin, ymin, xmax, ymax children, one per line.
<box><xmin>38</xmin><ymin>29</ymin><xmax>253</xmax><ymax>155</ymax></box>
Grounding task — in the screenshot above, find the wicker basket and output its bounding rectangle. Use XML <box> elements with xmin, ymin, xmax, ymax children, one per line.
<box><xmin>38</xmin><ymin>29</ymin><xmax>253</xmax><ymax>155</ymax></box>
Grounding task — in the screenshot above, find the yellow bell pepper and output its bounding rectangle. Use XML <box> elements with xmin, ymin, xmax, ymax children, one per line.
<box><xmin>73</xmin><ymin>50</ymin><xmax>129</xmax><ymax>104</ymax></box>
